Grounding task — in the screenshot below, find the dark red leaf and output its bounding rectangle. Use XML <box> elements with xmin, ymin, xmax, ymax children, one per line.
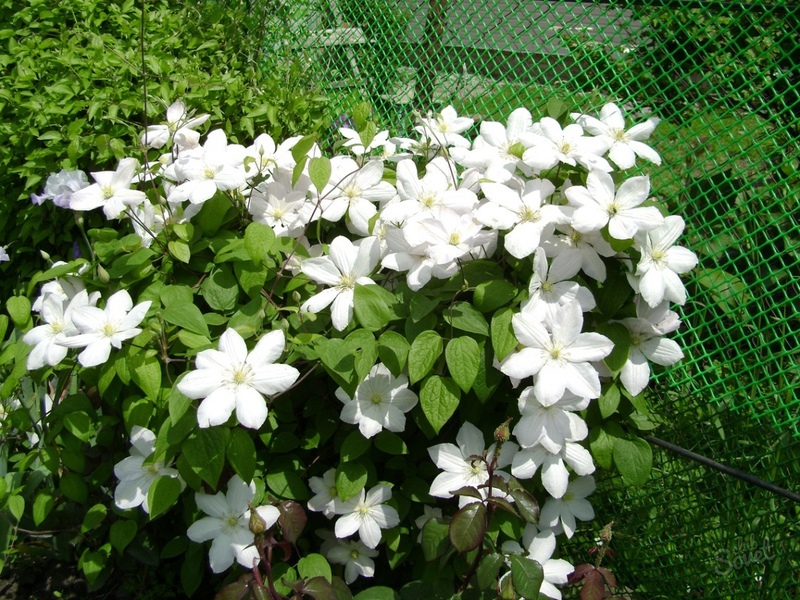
<box><xmin>450</xmin><ymin>486</ymin><xmax>483</xmax><ymax>499</ymax></box>
<box><xmin>580</xmin><ymin>569</ymin><xmax>605</xmax><ymax>600</ymax></box>
<box><xmin>568</xmin><ymin>563</ymin><xmax>595</xmax><ymax>583</ymax></box>
<box><xmin>486</xmin><ymin>496</ymin><xmax>518</xmax><ymax>516</ymax></box>
<box><xmin>277</xmin><ymin>500</ymin><xmax>307</xmax><ymax>544</ymax></box>
<box><xmin>598</xmin><ymin>566</ymin><xmax>617</xmax><ymax>588</ymax></box>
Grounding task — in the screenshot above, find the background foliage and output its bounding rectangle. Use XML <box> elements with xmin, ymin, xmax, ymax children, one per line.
<box><xmin>0</xmin><ymin>0</ymin><xmax>330</xmax><ymax>299</ymax></box>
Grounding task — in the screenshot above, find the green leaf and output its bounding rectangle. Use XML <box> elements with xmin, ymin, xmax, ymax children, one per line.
<box><xmin>374</xmin><ymin>431</ymin><xmax>408</xmax><ymax>455</ymax></box>
<box><xmin>227</xmin><ymin>428</ymin><xmax>257</xmax><ymax>483</ymax></box>
<box><xmin>594</xmin><ymin>269</ymin><xmax>633</xmax><ymax>317</ymax></box>
<box><xmin>168</xmin><ymin>381</ymin><xmax>192</xmax><ymax>425</ymax></box>
<box><xmin>421</xmin><ymin>518</ymin><xmax>450</xmax><ymax>561</ymax></box>
<box><xmin>110</xmin><ymin>520</ymin><xmax>137</xmax><ymax>554</ymax></box>
<box><xmin>445</xmin><ymin>336</ymin><xmax>480</xmax><ymax>393</ymax></box>
<box><xmin>162</xmin><ymin>302</ymin><xmax>209</xmax><ymax>337</ymax></box>
<box><xmin>613</xmin><ymin>436</ymin><xmax>653</xmax><ymax>487</ymax></box>
<box><xmin>7</xmin><ymin>495</ymin><xmax>24</xmax><ymax>522</ymax></box>
<box><xmin>60</xmin><ymin>473</ymin><xmax>87</xmax><ymax>503</ymax></box>
<box><xmin>507</xmin><ymin>487</ymin><xmax>539</xmax><ymax>524</ymax></box>
<box><xmin>63</xmin><ymin>411</ymin><xmax>92</xmax><ymax>442</ymax></box>
<box><xmin>182</xmin><ymin>427</ymin><xmax>229</xmax><ymax>488</ymax></box>
<box><xmin>200</xmin><ymin>267</ymin><xmax>239</xmax><ymax>312</ymax></box>
<box><xmin>196</xmin><ymin>194</ymin><xmax>235</xmax><ymax>236</ymax></box>
<box><xmin>419</xmin><ymin>376</ymin><xmax>460</xmax><ymax>434</ymax></box>
<box><xmin>598</xmin><ymin>383</ymin><xmax>621</xmax><ymax>419</ymax></box>
<box><xmin>473</xmin><ymin>280</ymin><xmax>517</xmax><ymax>313</ymax></box>
<box><xmin>181</xmin><ymin>542</ymin><xmax>204</xmax><ymax>597</ymax></box>
<box><xmin>476</xmin><ymin>553</ymin><xmax>504</xmax><ymax>590</ymax></box>
<box><xmin>244</xmin><ymin>222</ymin><xmax>276</xmax><ymax>264</ymax></box>
<box><xmin>409</xmin><ymin>295</ymin><xmax>439</xmax><ymax>323</ymax></box>
<box><xmin>449</xmin><ymin>501</ymin><xmax>487</xmax><ymax>553</ymax></box>
<box><xmin>6</xmin><ymin>296</ymin><xmax>31</xmax><ymax>329</ymax></box>
<box><xmin>79</xmin><ymin>548</ymin><xmax>108</xmax><ymax>586</ymax></box>
<box><xmin>33</xmin><ymin>492</ymin><xmax>54</xmax><ymax>526</ymax></box>
<box><xmin>308</xmin><ymin>156</ymin><xmax>332</xmax><ymax>193</ymax></box>
<box><xmin>341</xmin><ymin>431</ymin><xmax>371</xmax><ymax>461</ymax></box>
<box><xmin>266</xmin><ymin>466</ymin><xmax>309</xmax><ymax>501</ymax></box>
<box><xmin>161</xmin><ymin>284</ymin><xmax>193</xmax><ymax>307</ymax></box>
<box><xmin>589</xmin><ymin>424</ymin><xmax>619</xmax><ymax>470</ymax></box>
<box><xmin>130</xmin><ymin>351</ymin><xmax>162</xmax><ymax>401</ymax></box>
<box><xmin>353</xmin><ymin>588</ymin><xmax>399</xmax><ymax>600</ymax></box>
<box><xmin>377</xmin><ymin>331</ymin><xmax>410</xmax><ymax>376</ymax></box>
<box><xmin>291</xmin><ymin>134</ymin><xmax>317</xmax><ymax>162</ymax></box>
<box><xmin>354</xmin><ymin>284</ymin><xmax>392</xmax><ymax>331</ymax></box>
<box><xmin>172</xmin><ymin>223</ymin><xmax>194</xmax><ymax>242</ymax></box>
<box><xmin>490</xmin><ymin>308</ymin><xmax>517</xmax><ymax>361</ymax></box>
<box><xmin>147</xmin><ymin>476</ymin><xmax>183</xmax><ymax>519</ymax></box>
<box><xmin>335</xmin><ymin>461</ymin><xmax>368</xmax><ymax>502</ymax></box>
<box><xmin>408</xmin><ymin>330</ymin><xmax>443</xmax><ymax>385</ymax></box>
<box><xmin>168</xmin><ymin>240</ymin><xmax>191</xmax><ymax>263</ymax></box>
<box><xmin>444</xmin><ymin>302</ymin><xmax>489</xmax><ymax>336</ymax></box>
<box><xmin>298</xmin><ymin>553</ymin><xmax>332</xmax><ymax>583</ymax></box>
<box><xmin>228</xmin><ymin>297</ymin><xmax>266</xmax><ymax>339</ymax></box>
<box><xmin>81</xmin><ymin>504</ymin><xmax>107</xmax><ymax>533</ymax></box>
<box><xmin>510</xmin><ymin>555</ymin><xmax>544</xmax><ymax>597</ymax></box>
<box><xmin>595</xmin><ymin>322</ymin><xmax>630</xmax><ymax>374</ymax></box>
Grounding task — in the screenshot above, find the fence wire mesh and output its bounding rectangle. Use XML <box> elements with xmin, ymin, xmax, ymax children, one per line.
<box><xmin>237</xmin><ymin>0</ymin><xmax>800</xmax><ymax>595</ymax></box>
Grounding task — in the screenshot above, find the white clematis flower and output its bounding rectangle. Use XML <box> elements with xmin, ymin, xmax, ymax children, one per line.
<box><xmin>499</xmin><ymin>302</ymin><xmax>613</xmax><ymax>404</ymax></box>
<box><xmin>511</xmin><ymin>439</ymin><xmax>595</xmax><ymax>499</ymax></box>
<box><xmin>301</xmin><ymin>236</ymin><xmax>380</xmax><ymax>331</ymax></box>
<box><xmin>571</xmin><ymin>103</ymin><xmax>662</xmax><ymax>170</ymax></box>
<box><xmin>513</xmin><ymin>388</ymin><xmax>590</xmax><ymax>453</ymax></box>
<box><xmin>475</xmin><ymin>179</ymin><xmax>568</xmax><ymax>259</ymax></box>
<box><xmin>58</xmin><ymin>289</ymin><xmax>151</xmax><ymax>367</ymax></box>
<box><xmin>69</xmin><ymin>158</ymin><xmax>147</xmax><ymax>219</ymax></box>
<box><xmin>141</xmin><ymin>100</ymin><xmax>210</xmax><ymax>150</ymax></box>
<box><xmin>428</xmin><ymin>421</ymin><xmax>518</xmax><ymax>507</ymax></box>
<box><xmin>187</xmin><ymin>475</ymin><xmax>280</xmax><ymax>573</ymax></box>
<box><xmin>178</xmin><ymin>328</ymin><xmax>300</xmax><ymax>429</ymax></box>
<box><xmin>168</xmin><ymin>129</ymin><xmax>247</xmax><ymax>205</ymax></box>
<box><xmin>113</xmin><ymin>426</ymin><xmax>183</xmax><ymax>513</ymax></box>
<box><xmin>566</xmin><ymin>170</ymin><xmax>664</xmax><ymax>240</ymax></box>
<box><xmin>333</xmin><ymin>484</ymin><xmax>399</xmax><ymax>549</ymax></box>
<box><xmin>308</xmin><ymin>468</ymin><xmax>341</xmax><ymax>518</ymax></box>
<box><xmin>23</xmin><ymin>292</ymin><xmax>90</xmax><ymax>370</ymax></box>
<box><xmin>502</xmin><ymin>525</ymin><xmax>575</xmax><ymax>599</ymax></box>
<box><xmin>335</xmin><ymin>363</ymin><xmax>418</xmax><ymax>439</ymax></box>
<box><xmin>635</xmin><ymin>215</ymin><xmax>698</xmax><ymax>307</ymax></box>
<box><xmin>321</xmin><ymin>532</ymin><xmax>379</xmax><ymax>584</ymax></box>
<box><xmin>539</xmin><ymin>475</ymin><xmax>596</xmax><ymax>539</ymax></box>
<box><xmin>616</xmin><ymin>298</ymin><xmax>685</xmax><ymax>395</ymax></box>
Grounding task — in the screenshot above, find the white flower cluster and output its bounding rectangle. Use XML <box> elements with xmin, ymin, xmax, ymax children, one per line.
<box><xmin>29</xmin><ymin>101</ymin><xmax>697</xmax><ymax>590</ymax></box>
<box><xmin>23</xmin><ymin>265</ymin><xmax>151</xmax><ymax>369</ymax></box>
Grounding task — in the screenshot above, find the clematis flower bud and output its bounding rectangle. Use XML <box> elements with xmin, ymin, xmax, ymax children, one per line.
<box><xmin>494</xmin><ymin>418</ymin><xmax>513</xmax><ymax>444</ymax></box>
<box><xmin>249</xmin><ymin>504</ymin><xmax>268</xmax><ymax>534</ymax></box>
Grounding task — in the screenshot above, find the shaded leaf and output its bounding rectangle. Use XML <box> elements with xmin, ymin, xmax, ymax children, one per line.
<box><xmin>510</xmin><ymin>555</ymin><xmax>544</xmax><ymax>598</ymax></box>
<box><xmin>449</xmin><ymin>502</ymin><xmax>487</xmax><ymax>553</ymax></box>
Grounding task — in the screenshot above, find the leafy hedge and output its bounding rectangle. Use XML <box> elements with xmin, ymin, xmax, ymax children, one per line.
<box><xmin>0</xmin><ymin>0</ymin><xmax>329</xmax><ymax>298</ymax></box>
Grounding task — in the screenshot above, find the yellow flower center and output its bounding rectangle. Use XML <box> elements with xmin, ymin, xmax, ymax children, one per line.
<box><xmin>520</xmin><ymin>207</ymin><xmax>539</xmax><ymax>223</ymax></box>
<box><xmin>449</xmin><ymin>233</ymin><xmax>461</xmax><ymax>246</ymax></box>
<box><xmin>102</xmin><ymin>186</ymin><xmax>114</xmax><ymax>200</ymax></box>
<box><xmin>102</xmin><ymin>323</ymin><xmax>117</xmax><ymax>337</ymax></box>
<box><xmin>370</xmin><ymin>393</ymin><xmax>382</xmax><ymax>405</ymax></box>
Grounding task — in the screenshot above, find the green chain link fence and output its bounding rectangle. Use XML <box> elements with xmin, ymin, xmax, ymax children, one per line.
<box><xmin>238</xmin><ymin>0</ymin><xmax>800</xmax><ymax>595</ymax></box>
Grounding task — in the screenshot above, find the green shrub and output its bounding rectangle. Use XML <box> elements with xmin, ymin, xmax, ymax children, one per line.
<box><xmin>0</xmin><ymin>0</ymin><xmax>330</xmax><ymax>298</ymax></box>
